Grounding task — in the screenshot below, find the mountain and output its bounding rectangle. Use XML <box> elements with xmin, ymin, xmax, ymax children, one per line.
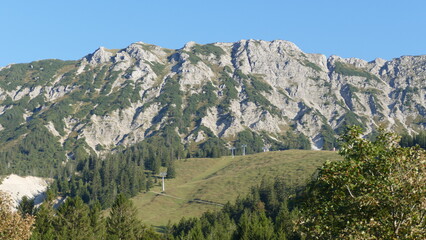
<box><xmin>0</xmin><ymin>39</ymin><xmax>425</xmax><ymax>176</ymax></box>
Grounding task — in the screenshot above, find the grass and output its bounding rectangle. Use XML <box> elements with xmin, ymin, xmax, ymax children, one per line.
<box><xmin>302</xmin><ymin>60</ymin><xmax>322</xmax><ymax>72</ymax></box>
<box><xmin>191</xmin><ymin>44</ymin><xmax>225</xmax><ymax>59</ymax></box>
<box><xmin>334</xmin><ymin>61</ymin><xmax>379</xmax><ymax>81</ymax></box>
<box><xmin>131</xmin><ymin>150</ymin><xmax>342</xmax><ymax>229</ymax></box>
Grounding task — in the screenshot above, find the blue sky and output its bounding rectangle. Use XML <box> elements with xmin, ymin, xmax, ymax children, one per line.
<box><xmin>1</xmin><ymin>0</ymin><xmax>425</xmax><ymax>66</ymax></box>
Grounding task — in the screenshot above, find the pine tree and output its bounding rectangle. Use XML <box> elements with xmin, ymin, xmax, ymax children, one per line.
<box><xmin>275</xmin><ymin>201</ymin><xmax>297</xmax><ymax>240</ymax></box>
<box><xmin>152</xmin><ymin>156</ymin><xmax>161</xmax><ymax>174</ymax></box>
<box><xmin>235</xmin><ymin>211</ymin><xmax>276</xmax><ymax>240</ymax></box>
<box><xmin>18</xmin><ymin>196</ymin><xmax>35</xmax><ymax>217</ymax></box>
<box><xmin>106</xmin><ymin>194</ymin><xmax>145</xmax><ymax>240</ymax></box>
<box><xmin>167</xmin><ymin>160</ymin><xmax>176</xmax><ymax>179</ymax></box>
<box><xmin>56</xmin><ymin>196</ymin><xmax>94</xmax><ymax>239</ymax></box>
<box><xmin>186</xmin><ymin>221</ymin><xmax>204</xmax><ymax>240</ymax></box>
<box><xmin>30</xmin><ymin>203</ymin><xmax>56</xmax><ymax>240</ymax></box>
<box><xmin>90</xmin><ymin>171</ymin><xmax>101</xmax><ymax>201</ymax></box>
<box><xmin>89</xmin><ymin>201</ymin><xmax>106</xmax><ymax>238</ymax></box>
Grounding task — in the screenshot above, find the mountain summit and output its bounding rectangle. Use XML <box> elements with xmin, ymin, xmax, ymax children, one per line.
<box><xmin>0</xmin><ymin>39</ymin><xmax>425</xmax><ymax>175</ymax></box>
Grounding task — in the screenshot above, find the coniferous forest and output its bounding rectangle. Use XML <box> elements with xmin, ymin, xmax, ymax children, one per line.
<box><xmin>2</xmin><ymin>127</ymin><xmax>424</xmax><ymax>239</ymax></box>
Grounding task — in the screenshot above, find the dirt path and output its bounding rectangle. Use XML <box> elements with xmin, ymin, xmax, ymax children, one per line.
<box><xmin>149</xmin><ymin>191</ymin><xmax>224</xmax><ymax>207</ymax></box>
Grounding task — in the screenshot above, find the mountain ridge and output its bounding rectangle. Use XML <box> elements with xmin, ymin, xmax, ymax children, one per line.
<box><xmin>0</xmin><ymin>39</ymin><xmax>425</xmax><ymax>175</ymax></box>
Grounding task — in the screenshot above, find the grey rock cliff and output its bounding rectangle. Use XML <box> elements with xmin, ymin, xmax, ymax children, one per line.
<box><xmin>1</xmin><ymin>39</ymin><xmax>426</xmax><ymax>153</ymax></box>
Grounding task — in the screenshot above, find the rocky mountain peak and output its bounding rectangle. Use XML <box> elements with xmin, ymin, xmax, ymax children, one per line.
<box><xmin>183</xmin><ymin>41</ymin><xmax>198</xmax><ymax>51</ymax></box>
<box><xmin>85</xmin><ymin>46</ymin><xmax>114</xmax><ymax>65</ymax></box>
<box><xmin>0</xmin><ymin>39</ymin><xmax>425</xmax><ymax>168</ymax></box>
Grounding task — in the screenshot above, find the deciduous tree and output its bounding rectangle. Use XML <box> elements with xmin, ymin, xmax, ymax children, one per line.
<box><xmin>298</xmin><ymin>126</ymin><xmax>426</xmax><ymax>239</ymax></box>
<box><xmin>0</xmin><ymin>191</ymin><xmax>35</xmax><ymax>240</ymax></box>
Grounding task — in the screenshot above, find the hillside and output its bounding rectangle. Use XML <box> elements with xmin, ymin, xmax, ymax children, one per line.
<box><xmin>131</xmin><ymin>150</ymin><xmax>342</xmax><ymax>228</ymax></box>
<box><xmin>0</xmin><ymin>39</ymin><xmax>425</xmax><ymax>176</ymax></box>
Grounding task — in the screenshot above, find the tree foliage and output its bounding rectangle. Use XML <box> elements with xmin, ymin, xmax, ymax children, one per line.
<box><xmin>31</xmin><ymin>194</ymin><xmax>161</xmax><ymax>240</ymax></box>
<box><xmin>0</xmin><ymin>123</ymin><xmax>66</xmax><ymax>177</ymax></box>
<box><xmin>297</xmin><ymin>126</ymin><xmax>426</xmax><ymax>239</ymax></box>
<box><xmin>0</xmin><ymin>191</ymin><xmax>35</xmax><ymax>240</ymax></box>
<box><xmin>106</xmin><ymin>194</ymin><xmax>160</xmax><ymax>240</ymax></box>
<box><xmin>170</xmin><ymin>177</ymin><xmax>299</xmax><ymax>239</ymax></box>
<box><xmin>55</xmin><ymin>197</ymin><xmax>96</xmax><ymax>239</ymax></box>
<box><xmin>334</xmin><ymin>61</ymin><xmax>379</xmax><ymax>82</ymax></box>
<box><xmin>400</xmin><ymin>130</ymin><xmax>426</xmax><ymax>149</ymax></box>
<box><xmin>171</xmin><ymin>127</ymin><xmax>426</xmax><ymax>239</ymax></box>
<box><xmin>17</xmin><ymin>196</ymin><xmax>35</xmax><ymax>217</ymax></box>
<box><xmin>55</xmin><ymin>153</ymin><xmax>149</xmax><ymax>209</ymax></box>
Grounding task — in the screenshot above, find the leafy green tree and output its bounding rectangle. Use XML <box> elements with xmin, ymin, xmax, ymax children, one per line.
<box><xmin>297</xmin><ymin>126</ymin><xmax>426</xmax><ymax>239</ymax></box>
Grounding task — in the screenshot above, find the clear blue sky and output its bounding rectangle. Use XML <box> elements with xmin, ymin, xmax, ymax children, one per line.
<box><xmin>1</xmin><ymin>0</ymin><xmax>425</xmax><ymax>67</ymax></box>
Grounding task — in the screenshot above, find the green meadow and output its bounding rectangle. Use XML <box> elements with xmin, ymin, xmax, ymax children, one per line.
<box><xmin>131</xmin><ymin>150</ymin><xmax>342</xmax><ymax>229</ymax></box>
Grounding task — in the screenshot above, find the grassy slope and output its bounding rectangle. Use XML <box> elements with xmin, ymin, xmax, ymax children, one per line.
<box><xmin>132</xmin><ymin>150</ymin><xmax>342</xmax><ymax>229</ymax></box>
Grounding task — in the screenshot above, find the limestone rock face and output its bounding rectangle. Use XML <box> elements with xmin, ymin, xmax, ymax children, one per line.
<box><xmin>1</xmin><ymin>40</ymin><xmax>426</xmax><ymax>153</ymax></box>
<box><xmin>86</xmin><ymin>47</ymin><xmax>113</xmax><ymax>65</ymax></box>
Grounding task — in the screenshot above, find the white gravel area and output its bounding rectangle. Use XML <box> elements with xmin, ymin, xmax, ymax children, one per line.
<box><xmin>0</xmin><ymin>174</ymin><xmax>51</xmax><ymax>208</ymax></box>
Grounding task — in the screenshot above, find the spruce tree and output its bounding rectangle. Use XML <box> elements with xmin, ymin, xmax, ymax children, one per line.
<box><xmin>166</xmin><ymin>160</ymin><xmax>176</xmax><ymax>179</ymax></box>
<box><xmin>90</xmin><ymin>201</ymin><xmax>106</xmax><ymax>238</ymax></box>
<box><xmin>235</xmin><ymin>211</ymin><xmax>276</xmax><ymax>240</ymax></box>
<box><xmin>30</xmin><ymin>206</ymin><xmax>56</xmax><ymax>240</ymax></box>
<box><xmin>106</xmin><ymin>194</ymin><xmax>144</xmax><ymax>240</ymax></box>
<box><xmin>17</xmin><ymin>196</ymin><xmax>35</xmax><ymax>217</ymax></box>
<box><xmin>56</xmin><ymin>196</ymin><xmax>94</xmax><ymax>239</ymax></box>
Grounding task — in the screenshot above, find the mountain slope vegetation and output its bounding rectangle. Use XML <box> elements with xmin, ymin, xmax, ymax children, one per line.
<box><xmin>130</xmin><ymin>150</ymin><xmax>342</xmax><ymax>227</ymax></box>
<box><xmin>0</xmin><ymin>39</ymin><xmax>425</xmax><ymax>184</ymax></box>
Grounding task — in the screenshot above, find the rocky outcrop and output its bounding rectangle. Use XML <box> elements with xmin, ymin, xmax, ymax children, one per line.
<box><xmin>1</xmin><ymin>40</ymin><xmax>426</xmax><ymax>152</ymax></box>
<box><xmin>86</xmin><ymin>47</ymin><xmax>113</xmax><ymax>65</ymax></box>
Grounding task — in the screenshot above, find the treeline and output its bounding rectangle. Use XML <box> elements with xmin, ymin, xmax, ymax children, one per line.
<box><xmin>0</xmin><ymin>84</ymin><xmax>311</xmax><ymax>178</ymax></box>
<box><xmin>169</xmin><ymin>177</ymin><xmax>301</xmax><ymax>239</ymax></box>
<box><xmin>54</xmin><ymin>154</ymin><xmax>150</xmax><ymax>209</ymax></box>
<box><xmin>53</xmin><ymin>128</ymin><xmax>185</xmax><ymax>209</ymax></box>
<box><xmin>0</xmin><ymin>120</ymin><xmax>66</xmax><ymax>177</ymax></box>
<box><xmin>133</xmin><ymin>127</ymin><xmax>184</xmax><ymax>175</ymax></box>
<box><xmin>25</xmin><ymin>193</ymin><xmax>161</xmax><ymax>240</ymax></box>
<box><xmin>400</xmin><ymin>131</ymin><xmax>426</xmax><ymax>148</ymax></box>
<box><xmin>191</xmin><ymin>129</ymin><xmax>311</xmax><ymax>158</ymax></box>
